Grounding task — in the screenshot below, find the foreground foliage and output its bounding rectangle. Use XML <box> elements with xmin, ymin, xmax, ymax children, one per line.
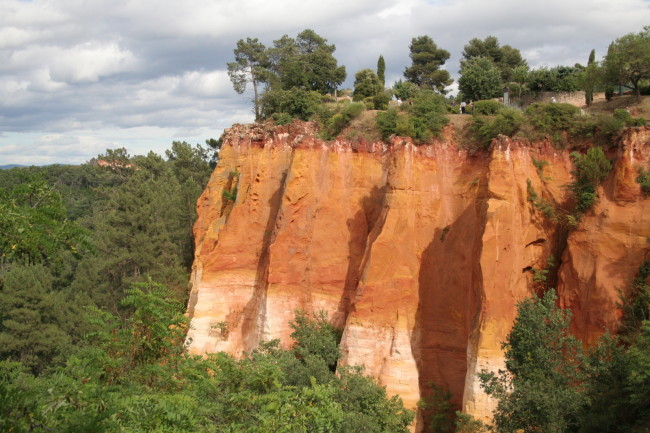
<box><xmin>1</xmin><ymin>285</ymin><xmax>413</xmax><ymax>433</ymax></box>
<box><xmin>480</xmin><ymin>274</ymin><xmax>650</xmax><ymax>433</ymax></box>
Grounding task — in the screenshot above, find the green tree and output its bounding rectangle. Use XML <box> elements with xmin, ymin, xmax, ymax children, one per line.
<box><xmin>377</xmin><ymin>55</ymin><xmax>386</xmax><ymax>87</ymax></box>
<box><xmin>580</xmin><ymin>49</ymin><xmax>600</xmax><ymax>106</ymax></box>
<box><xmin>353</xmin><ymin>69</ymin><xmax>383</xmax><ymax>101</ymax></box>
<box><xmin>274</xmin><ymin>29</ymin><xmax>346</xmax><ymax>95</ymax></box>
<box><xmin>510</xmin><ymin>64</ymin><xmax>529</xmax><ymax>97</ymax></box>
<box><xmin>460</xmin><ymin>36</ymin><xmax>527</xmax><ymax>82</ymax></box>
<box><xmin>458</xmin><ymin>57</ymin><xmax>503</xmax><ymax>101</ymax></box>
<box><xmin>261</xmin><ymin>87</ymin><xmax>322</xmax><ymax>120</ymax></box>
<box><xmin>0</xmin><ymin>264</ymin><xmax>88</xmax><ymax>374</ymax></box>
<box><xmin>227</xmin><ymin>37</ymin><xmax>270</xmax><ymax>121</ymax></box>
<box><xmin>404</xmin><ymin>35</ymin><xmax>452</xmax><ymax>93</ymax></box>
<box><xmin>392</xmin><ymin>80</ymin><xmax>418</xmax><ymax>102</ymax></box>
<box><xmin>71</xmin><ymin>153</ymin><xmax>190</xmax><ymax>311</ymax></box>
<box><xmin>604</xmin><ymin>27</ymin><xmax>650</xmax><ymax>102</ymax></box>
<box><xmin>0</xmin><ymin>175</ymin><xmax>88</xmax><ymax>264</ymax></box>
<box><xmin>479</xmin><ymin>290</ymin><xmax>587</xmax><ymax>433</ymax></box>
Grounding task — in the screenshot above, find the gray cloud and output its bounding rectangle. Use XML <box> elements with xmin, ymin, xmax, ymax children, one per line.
<box><xmin>0</xmin><ymin>0</ymin><xmax>649</xmax><ymax>165</ymax></box>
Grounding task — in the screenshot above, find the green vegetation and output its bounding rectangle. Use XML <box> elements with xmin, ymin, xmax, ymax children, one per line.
<box><xmin>317</xmin><ymin>102</ymin><xmax>366</xmax><ymax>140</ymax></box>
<box><xmin>375</xmin><ymin>89</ymin><xmax>448</xmax><ymax>143</ymax></box>
<box><xmin>353</xmin><ymin>69</ymin><xmax>383</xmax><ymax>102</ymax></box>
<box><xmin>471</xmin><ymin>107</ymin><xmax>524</xmax><ymax>147</ymax></box>
<box><xmin>569</xmin><ymin>147</ymin><xmax>612</xmax><ymax>214</ymax></box>
<box><xmin>604</xmin><ymin>26</ymin><xmax>650</xmax><ymax>103</ymax></box>
<box><xmin>531</xmin><ymin>156</ymin><xmax>549</xmax><ymax>174</ymax></box>
<box><xmin>377</xmin><ymin>55</ymin><xmax>386</xmax><ymax>87</ymax></box>
<box><xmin>458</xmin><ymin>57</ymin><xmax>503</xmax><ymax>101</ymax></box>
<box><xmin>0</xmin><ymin>141</ymin><xmax>212</xmax><ymax>373</ymax></box>
<box><xmin>526</xmin><ymin>179</ymin><xmax>556</xmax><ymax>220</ymax></box>
<box><xmin>480</xmin><ymin>260</ymin><xmax>650</xmax><ymax>433</ymax></box>
<box><xmin>635</xmin><ymin>167</ymin><xmax>650</xmax><ymax>197</ymax></box>
<box><xmin>460</xmin><ymin>36</ymin><xmax>528</xmax><ymax>84</ymax></box>
<box><xmin>226</xmin><ymin>28</ymin><xmax>648</xmax><ymax>148</ymax></box>
<box><xmin>525</xmin><ymin>102</ymin><xmax>582</xmax><ymax>133</ymax></box>
<box><xmin>227</xmin><ymin>37</ymin><xmax>268</xmax><ymax>121</ymax></box>
<box><xmin>1</xmin><ymin>292</ymin><xmax>413</xmax><ymax>433</ymax></box>
<box><xmin>479</xmin><ymin>290</ymin><xmax>587</xmax><ymax>433</ymax></box>
<box><xmin>471</xmin><ymin>100</ymin><xmax>504</xmax><ymax>115</ymax></box>
<box><xmin>403</xmin><ymin>35</ymin><xmax>452</xmax><ymax>94</ymax></box>
<box><xmin>228</xmin><ymin>29</ymin><xmax>346</xmax><ymax>122</ymax></box>
<box><xmin>581</xmin><ymin>49</ymin><xmax>599</xmax><ymax>106</ymax></box>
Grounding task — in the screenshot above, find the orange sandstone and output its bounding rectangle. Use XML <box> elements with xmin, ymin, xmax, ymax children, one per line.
<box><xmin>186</xmin><ymin>122</ymin><xmax>650</xmax><ymax>429</ymax></box>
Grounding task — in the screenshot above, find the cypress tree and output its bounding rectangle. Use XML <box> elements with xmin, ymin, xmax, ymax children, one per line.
<box><xmin>377</xmin><ymin>54</ymin><xmax>386</xmax><ymax>87</ymax></box>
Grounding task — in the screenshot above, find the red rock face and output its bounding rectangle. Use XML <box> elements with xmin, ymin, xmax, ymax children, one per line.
<box><xmin>185</xmin><ymin>122</ymin><xmax>650</xmax><ymax>429</ymax></box>
<box><xmin>557</xmin><ymin>127</ymin><xmax>650</xmax><ymax>345</ymax></box>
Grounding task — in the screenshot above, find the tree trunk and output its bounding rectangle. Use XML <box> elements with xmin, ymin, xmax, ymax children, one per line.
<box><xmin>252</xmin><ymin>78</ymin><xmax>260</xmax><ymax>122</ymax></box>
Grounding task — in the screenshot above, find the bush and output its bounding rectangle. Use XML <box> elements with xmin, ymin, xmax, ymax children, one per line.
<box><xmin>471</xmin><ymin>108</ymin><xmax>525</xmax><ymax>147</ymax></box>
<box><xmin>373</xmin><ymin>92</ymin><xmax>391</xmax><ymax>110</ymax></box>
<box><xmin>473</xmin><ymin>100</ymin><xmax>504</xmax><ymax>115</ymax></box>
<box><xmin>272</xmin><ymin>112</ymin><xmax>293</xmax><ymax>125</ymax></box>
<box><xmin>320</xmin><ymin>102</ymin><xmax>365</xmax><ymax>139</ymax></box>
<box><xmin>261</xmin><ymin>88</ymin><xmax>322</xmax><ymax>121</ymax></box>
<box><xmin>376</xmin><ymin>109</ymin><xmax>399</xmax><ymax>140</ymax></box>
<box><xmin>408</xmin><ymin>90</ymin><xmax>449</xmax><ymax>142</ymax></box>
<box><xmin>636</xmin><ymin>167</ymin><xmax>650</xmax><ymax>197</ymax></box>
<box><xmin>525</xmin><ymin>102</ymin><xmax>581</xmax><ymax>133</ymax></box>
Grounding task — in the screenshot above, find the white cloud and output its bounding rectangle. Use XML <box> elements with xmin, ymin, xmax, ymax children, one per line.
<box><xmin>49</xmin><ymin>42</ymin><xmax>138</xmax><ymax>83</ymax></box>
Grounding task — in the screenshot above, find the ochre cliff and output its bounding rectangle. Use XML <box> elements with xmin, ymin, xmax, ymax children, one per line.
<box><xmin>185</xmin><ymin>122</ymin><xmax>650</xmax><ymax>428</ymax></box>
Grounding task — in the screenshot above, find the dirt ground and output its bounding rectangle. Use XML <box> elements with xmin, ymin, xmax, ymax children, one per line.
<box><xmin>584</xmin><ymin>94</ymin><xmax>650</xmax><ymax>120</ymax></box>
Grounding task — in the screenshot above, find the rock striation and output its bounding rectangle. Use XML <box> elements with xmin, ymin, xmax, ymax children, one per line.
<box><xmin>185</xmin><ymin>121</ymin><xmax>650</xmax><ymax>429</ymax></box>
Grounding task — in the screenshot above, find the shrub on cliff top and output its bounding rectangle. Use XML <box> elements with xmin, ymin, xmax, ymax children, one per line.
<box><xmin>525</xmin><ymin>102</ymin><xmax>581</xmax><ymax>133</ymax></box>
<box><xmin>472</xmin><ymin>99</ymin><xmax>504</xmax><ymax>115</ymax></box>
<box><xmin>407</xmin><ymin>89</ymin><xmax>449</xmax><ymax>142</ymax></box>
<box><xmin>318</xmin><ymin>102</ymin><xmax>365</xmax><ymax>140</ymax></box>
<box><xmin>470</xmin><ymin>108</ymin><xmax>525</xmax><ymax>148</ymax></box>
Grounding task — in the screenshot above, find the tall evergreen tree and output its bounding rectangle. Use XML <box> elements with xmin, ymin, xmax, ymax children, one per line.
<box><xmin>377</xmin><ymin>54</ymin><xmax>386</xmax><ymax>87</ymax></box>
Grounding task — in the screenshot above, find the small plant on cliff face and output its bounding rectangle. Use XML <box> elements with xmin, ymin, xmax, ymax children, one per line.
<box><xmin>526</xmin><ymin>179</ymin><xmax>557</xmax><ymax>220</ymax></box>
<box><xmin>635</xmin><ymin>167</ymin><xmax>650</xmax><ymax>197</ymax></box>
<box><xmin>440</xmin><ymin>226</ymin><xmax>451</xmax><ymax>242</ymax></box>
<box><xmin>531</xmin><ymin>157</ymin><xmax>549</xmax><ymax>174</ymax></box>
<box><xmin>222</xmin><ymin>187</ymin><xmax>237</xmax><ymax>202</ymax></box>
<box><xmin>211</xmin><ymin>320</ymin><xmax>229</xmax><ymax>339</ymax></box>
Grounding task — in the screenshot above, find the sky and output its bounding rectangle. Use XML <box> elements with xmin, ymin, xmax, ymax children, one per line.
<box><xmin>1</xmin><ymin>0</ymin><xmax>649</xmax><ymax>165</ymax></box>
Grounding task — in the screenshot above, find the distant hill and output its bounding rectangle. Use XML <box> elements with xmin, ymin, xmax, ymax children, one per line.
<box><xmin>0</xmin><ymin>164</ymin><xmax>26</xmax><ymax>170</ymax></box>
